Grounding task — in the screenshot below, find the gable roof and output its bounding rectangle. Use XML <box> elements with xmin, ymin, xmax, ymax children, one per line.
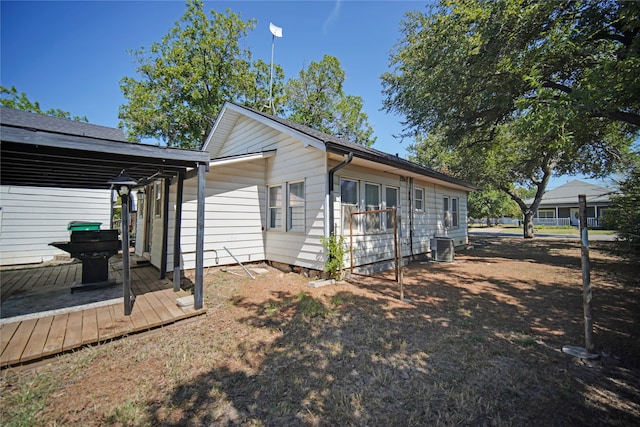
<box><xmin>1</xmin><ymin>107</ymin><xmax>209</xmax><ymax>189</ymax></box>
<box><xmin>205</xmin><ymin>102</ymin><xmax>480</xmax><ymax>191</ymax></box>
<box><xmin>532</xmin><ymin>180</ymin><xmax>615</xmax><ymax>205</ymax></box>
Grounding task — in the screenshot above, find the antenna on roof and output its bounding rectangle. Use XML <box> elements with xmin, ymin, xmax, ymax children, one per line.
<box><xmin>268</xmin><ymin>22</ymin><xmax>283</xmax><ymax>115</ymax></box>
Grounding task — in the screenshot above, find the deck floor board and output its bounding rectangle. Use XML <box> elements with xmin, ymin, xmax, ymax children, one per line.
<box><xmin>1</xmin><ymin>258</ymin><xmax>206</xmax><ymax>367</ymax></box>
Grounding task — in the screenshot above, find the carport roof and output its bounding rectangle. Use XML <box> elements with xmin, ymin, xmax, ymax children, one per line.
<box><xmin>0</xmin><ymin>107</ymin><xmax>210</xmax><ymax>189</ymax></box>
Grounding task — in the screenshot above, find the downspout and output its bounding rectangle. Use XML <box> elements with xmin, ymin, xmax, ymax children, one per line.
<box><xmin>328</xmin><ymin>152</ymin><xmax>353</xmax><ymax>235</ymax></box>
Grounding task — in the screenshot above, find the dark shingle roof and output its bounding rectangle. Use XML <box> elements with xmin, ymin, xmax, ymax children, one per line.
<box><xmin>227</xmin><ymin>103</ymin><xmax>480</xmax><ymax>191</ymax></box>
<box><xmin>0</xmin><ymin>106</ymin><xmax>127</xmax><ymax>142</ymax></box>
<box><xmin>527</xmin><ymin>180</ymin><xmax>615</xmax><ymax>205</ymax></box>
<box><xmin>1</xmin><ymin>106</ymin><xmax>209</xmax><ymax>189</ymax></box>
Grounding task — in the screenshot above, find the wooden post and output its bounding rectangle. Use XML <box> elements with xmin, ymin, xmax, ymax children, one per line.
<box><xmin>394</xmin><ymin>208</ymin><xmax>404</xmax><ymax>301</ymax></box>
<box><xmin>122</xmin><ymin>192</ymin><xmax>132</xmax><ymax>316</ymax></box>
<box><xmin>160</xmin><ymin>178</ymin><xmax>170</xmax><ymax>279</ymax></box>
<box><xmin>173</xmin><ymin>172</ymin><xmax>184</xmax><ymax>292</ymax></box>
<box><xmin>579</xmin><ymin>194</ymin><xmax>594</xmax><ymax>352</ymax></box>
<box><xmin>194</xmin><ymin>164</ymin><xmax>206</xmax><ymax>310</ymax></box>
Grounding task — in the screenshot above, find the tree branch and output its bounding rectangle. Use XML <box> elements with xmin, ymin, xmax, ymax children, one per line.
<box><xmin>541</xmin><ymin>80</ymin><xmax>573</xmax><ymax>94</ymax></box>
<box><xmin>592</xmin><ymin>109</ymin><xmax>640</xmax><ymax>128</ymax></box>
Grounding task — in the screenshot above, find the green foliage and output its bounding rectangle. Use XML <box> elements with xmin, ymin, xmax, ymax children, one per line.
<box><xmin>285</xmin><ymin>55</ymin><xmax>376</xmax><ymax>146</ymax></box>
<box><xmin>383</xmin><ymin>0</ymin><xmax>639</xmax><ymax>237</ymax></box>
<box><xmin>468</xmin><ymin>189</ymin><xmax>520</xmax><ymax>223</ymax></box>
<box><xmin>1</xmin><ymin>85</ymin><xmax>88</xmax><ymax>122</ymax></box>
<box><xmin>242</xmin><ymin>58</ymin><xmax>285</xmax><ymax>115</ymax></box>
<box><xmin>321</xmin><ymin>232</ymin><xmax>347</xmax><ymax>280</ymax></box>
<box><xmin>602</xmin><ymin>157</ymin><xmax>640</xmax><ymax>253</ymax></box>
<box><xmin>118</xmin><ymin>0</ymin><xmax>277</xmax><ymax>148</ymax></box>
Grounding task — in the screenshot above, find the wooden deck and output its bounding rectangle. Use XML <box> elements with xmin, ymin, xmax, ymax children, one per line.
<box><xmin>0</xmin><ymin>256</ymin><xmax>206</xmax><ymax>367</ymax></box>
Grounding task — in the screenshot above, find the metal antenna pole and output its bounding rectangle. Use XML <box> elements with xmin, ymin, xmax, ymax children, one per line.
<box><xmin>269</xmin><ymin>33</ymin><xmax>275</xmax><ymax>115</ymax></box>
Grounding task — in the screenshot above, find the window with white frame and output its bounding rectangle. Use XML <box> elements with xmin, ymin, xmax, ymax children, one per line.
<box><xmin>414</xmin><ymin>187</ymin><xmax>424</xmax><ymax>212</ymax></box>
<box><xmin>443</xmin><ymin>196</ymin><xmax>450</xmax><ymax>228</ymax></box>
<box><xmin>268</xmin><ymin>185</ymin><xmax>283</xmax><ymax>230</ymax></box>
<box><xmin>537</xmin><ymin>209</ymin><xmax>556</xmax><ymax>219</ymax></box>
<box><xmin>452</xmin><ymin>197</ymin><xmax>459</xmax><ymax>228</ymax></box>
<box><xmin>365</xmin><ymin>182</ymin><xmax>381</xmax><ymax>232</ymax></box>
<box><xmin>287</xmin><ymin>181</ymin><xmax>305</xmax><ymax>232</ymax></box>
<box><xmin>385</xmin><ymin>186</ymin><xmax>398</xmax><ymax>230</ymax></box>
<box><xmin>154</xmin><ymin>181</ymin><xmax>162</xmax><ymax>217</ymax></box>
<box><xmin>443</xmin><ymin>196</ymin><xmax>460</xmax><ymax>229</ymax></box>
<box><xmin>340</xmin><ymin>178</ymin><xmax>359</xmax><ymax>233</ymax></box>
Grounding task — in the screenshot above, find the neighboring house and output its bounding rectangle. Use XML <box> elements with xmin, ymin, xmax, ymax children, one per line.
<box><xmin>0</xmin><ymin>186</ymin><xmax>111</xmax><ymax>266</ymax></box>
<box><xmin>527</xmin><ymin>180</ymin><xmax>614</xmax><ymax>227</ymax></box>
<box><xmin>0</xmin><ymin>108</ymin><xmax>120</xmax><ymax>266</ymax></box>
<box><xmin>135</xmin><ymin>102</ymin><xmax>478</xmax><ymax>274</ymax></box>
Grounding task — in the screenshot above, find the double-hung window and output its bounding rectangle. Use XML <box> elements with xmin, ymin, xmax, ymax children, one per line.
<box><xmin>365</xmin><ymin>183</ymin><xmax>381</xmax><ymax>232</ymax></box>
<box><xmin>451</xmin><ymin>197</ymin><xmax>459</xmax><ymax>228</ymax></box>
<box><xmin>287</xmin><ymin>181</ymin><xmax>305</xmax><ymax>232</ymax></box>
<box><xmin>340</xmin><ymin>178</ymin><xmax>359</xmax><ymax>233</ymax></box>
<box><xmin>268</xmin><ymin>185</ymin><xmax>283</xmax><ymax>230</ymax></box>
<box><xmin>385</xmin><ymin>186</ymin><xmax>398</xmax><ymax>230</ymax></box>
<box><xmin>443</xmin><ymin>196</ymin><xmax>460</xmax><ymax>229</ymax></box>
<box><xmin>154</xmin><ymin>181</ymin><xmax>163</xmax><ymax>218</ymax></box>
<box><xmin>414</xmin><ymin>187</ymin><xmax>424</xmax><ymax>212</ymax></box>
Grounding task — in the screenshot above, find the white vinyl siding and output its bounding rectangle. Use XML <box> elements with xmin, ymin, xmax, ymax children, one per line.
<box><xmin>264</xmin><ymin>136</ymin><xmax>326</xmax><ymax>270</ymax></box>
<box><xmin>163</xmin><ymin>159</ymin><xmax>267</xmax><ymax>271</ymax></box>
<box><xmin>336</xmin><ymin>164</ymin><xmax>407</xmax><ymax>269</ymax></box>
<box><xmin>0</xmin><ymin>186</ymin><xmax>111</xmax><ymax>266</ymax></box>
<box><xmin>410</xmin><ymin>182</ymin><xmax>469</xmax><ymax>255</ymax></box>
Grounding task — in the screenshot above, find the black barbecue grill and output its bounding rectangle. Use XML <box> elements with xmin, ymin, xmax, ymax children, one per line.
<box><xmin>50</xmin><ymin>229</ymin><xmax>121</xmax><ymax>292</ymax></box>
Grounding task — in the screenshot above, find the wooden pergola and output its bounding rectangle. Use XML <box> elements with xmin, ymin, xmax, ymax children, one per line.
<box><xmin>0</xmin><ymin>107</ymin><xmax>210</xmax><ymax>313</ymax></box>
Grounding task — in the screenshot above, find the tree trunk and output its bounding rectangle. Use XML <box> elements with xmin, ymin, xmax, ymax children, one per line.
<box><xmin>486</xmin><ymin>217</ymin><xmax>491</xmax><ymax>227</ymax></box>
<box><xmin>523</xmin><ymin>211</ymin><xmax>535</xmax><ymax>238</ymax></box>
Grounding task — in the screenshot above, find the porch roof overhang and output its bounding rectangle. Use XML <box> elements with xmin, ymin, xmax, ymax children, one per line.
<box><xmin>1</xmin><ymin>123</ymin><xmax>210</xmax><ymax>190</ymax></box>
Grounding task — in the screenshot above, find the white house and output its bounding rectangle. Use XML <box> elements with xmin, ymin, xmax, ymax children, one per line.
<box><xmin>0</xmin><ymin>108</ymin><xmax>121</xmax><ymax>266</ymax></box>
<box><xmin>526</xmin><ymin>180</ymin><xmax>614</xmax><ymax>228</ymax></box>
<box><xmin>135</xmin><ymin>102</ymin><xmax>478</xmax><ymax>275</ymax></box>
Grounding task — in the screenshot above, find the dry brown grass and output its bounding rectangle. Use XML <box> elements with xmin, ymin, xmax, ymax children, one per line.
<box><xmin>2</xmin><ymin>236</ymin><xmax>639</xmax><ymax>426</ymax></box>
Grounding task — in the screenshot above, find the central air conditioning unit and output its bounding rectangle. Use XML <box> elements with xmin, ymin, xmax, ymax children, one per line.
<box><xmin>431</xmin><ymin>237</ymin><xmax>455</xmax><ymax>262</ymax></box>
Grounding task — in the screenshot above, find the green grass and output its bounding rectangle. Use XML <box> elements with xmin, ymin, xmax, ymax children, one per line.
<box><xmin>470</xmin><ymin>224</ymin><xmax>615</xmax><ymax>235</ymax></box>
<box><xmin>1</xmin><ymin>375</ymin><xmax>58</xmax><ymax>427</ymax></box>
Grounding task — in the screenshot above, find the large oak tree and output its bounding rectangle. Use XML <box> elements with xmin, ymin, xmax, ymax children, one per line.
<box><xmin>285</xmin><ymin>55</ymin><xmax>376</xmax><ymax>146</ymax></box>
<box><xmin>119</xmin><ymin>0</ymin><xmax>276</xmax><ymax>149</ymax></box>
<box><xmin>382</xmin><ymin>0</ymin><xmax>639</xmax><ymax>237</ymax></box>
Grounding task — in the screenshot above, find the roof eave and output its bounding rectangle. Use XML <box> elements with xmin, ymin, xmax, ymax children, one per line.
<box><xmin>325</xmin><ymin>142</ymin><xmax>480</xmax><ymax>191</ymax></box>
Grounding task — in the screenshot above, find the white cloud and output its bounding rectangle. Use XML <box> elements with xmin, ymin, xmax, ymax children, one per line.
<box><xmin>323</xmin><ymin>0</ymin><xmax>342</xmax><ymax>35</ymax></box>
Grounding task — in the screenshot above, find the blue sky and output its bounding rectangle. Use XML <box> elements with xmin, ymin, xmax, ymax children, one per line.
<box><xmin>1</xmin><ymin>1</ymin><xmax>419</xmax><ymax>152</ymax></box>
<box><xmin>1</xmin><ymin>0</ymin><xmax>611</xmax><ymax>189</ymax></box>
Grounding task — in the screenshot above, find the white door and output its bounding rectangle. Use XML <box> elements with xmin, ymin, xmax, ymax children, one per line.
<box><xmin>570</xmin><ymin>208</ymin><xmax>580</xmax><ymax>226</ymax></box>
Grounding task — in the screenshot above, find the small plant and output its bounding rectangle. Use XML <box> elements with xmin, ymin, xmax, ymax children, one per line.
<box><xmin>509</xmin><ymin>331</ymin><xmax>537</xmax><ymax>347</ymax></box>
<box><xmin>296</xmin><ymin>293</ymin><xmax>331</xmax><ymax>318</ymax></box>
<box><xmin>321</xmin><ymin>232</ymin><xmax>347</xmax><ymax>280</ymax></box>
<box><xmin>103</xmin><ymin>399</ymin><xmax>145</xmax><ymax>425</ymax></box>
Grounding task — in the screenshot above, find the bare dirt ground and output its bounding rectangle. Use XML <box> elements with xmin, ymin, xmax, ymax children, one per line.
<box><xmin>2</xmin><ymin>236</ymin><xmax>639</xmax><ymax>426</ymax></box>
